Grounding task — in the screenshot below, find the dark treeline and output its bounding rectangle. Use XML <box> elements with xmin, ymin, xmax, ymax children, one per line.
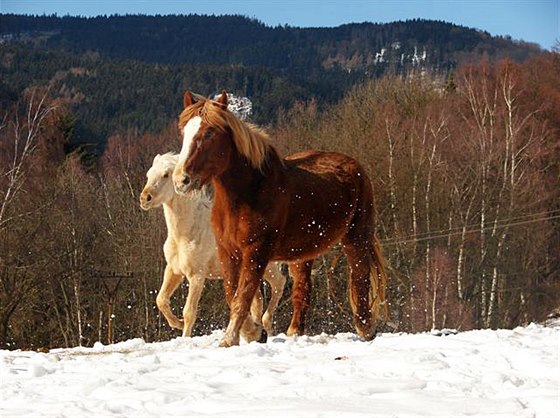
<box><xmin>1</xmin><ymin>52</ymin><xmax>559</xmax><ymax>349</ymax></box>
<box><xmin>1</xmin><ymin>14</ymin><xmax>542</xmax><ymax>70</ymax></box>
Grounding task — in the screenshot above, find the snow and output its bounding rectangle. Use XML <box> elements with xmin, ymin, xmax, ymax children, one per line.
<box><xmin>1</xmin><ymin>324</ymin><xmax>558</xmax><ymax>417</ymax></box>
<box><xmin>213</xmin><ymin>92</ymin><xmax>252</xmax><ymax>120</ymax></box>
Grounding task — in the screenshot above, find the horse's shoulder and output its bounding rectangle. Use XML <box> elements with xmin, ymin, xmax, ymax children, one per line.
<box><xmin>163</xmin><ymin>236</ymin><xmax>177</xmax><ymax>257</ymax></box>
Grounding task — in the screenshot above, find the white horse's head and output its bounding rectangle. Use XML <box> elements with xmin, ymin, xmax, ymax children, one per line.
<box><xmin>140</xmin><ymin>152</ymin><xmax>179</xmax><ymax>210</ymax></box>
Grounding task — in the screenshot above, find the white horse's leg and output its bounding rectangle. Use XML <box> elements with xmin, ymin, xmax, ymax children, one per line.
<box><xmin>181</xmin><ymin>276</ymin><xmax>205</xmax><ymax>337</ymax></box>
<box><xmin>261</xmin><ymin>263</ymin><xmax>286</xmax><ymax>335</ymax></box>
<box><xmin>156</xmin><ymin>265</ymin><xmax>185</xmax><ymax>330</ymax></box>
<box><xmin>250</xmin><ymin>286</ymin><xmax>264</xmax><ymax>327</ymax></box>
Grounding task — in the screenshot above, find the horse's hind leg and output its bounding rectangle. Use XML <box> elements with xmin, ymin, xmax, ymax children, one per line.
<box><xmin>182</xmin><ymin>275</ymin><xmax>205</xmax><ymax>337</ymax></box>
<box><xmin>156</xmin><ymin>265</ymin><xmax>185</xmax><ymax>330</ymax></box>
<box><xmin>341</xmin><ymin>232</ymin><xmax>376</xmax><ymax>341</ymax></box>
<box><xmin>286</xmin><ymin>260</ymin><xmax>313</xmax><ymax>337</ymax></box>
<box><xmin>261</xmin><ymin>263</ymin><xmax>287</xmax><ymax>335</ymax></box>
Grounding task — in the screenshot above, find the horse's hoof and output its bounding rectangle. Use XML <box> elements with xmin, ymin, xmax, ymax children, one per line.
<box><xmin>258</xmin><ymin>329</ymin><xmax>268</xmax><ymax>343</ymax></box>
<box><xmin>218</xmin><ymin>335</ymin><xmax>240</xmax><ymax>347</ymax></box>
<box><xmin>218</xmin><ymin>339</ymin><xmax>232</xmax><ymax>348</ymax></box>
<box><xmin>356</xmin><ymin>326</ymin><xmax>377</xmax><ymax>341</ymax></box>
<box><xmin>286</xmin><ymin>325</ymin><xmax>303</xmax><ymax>337</ymax></box>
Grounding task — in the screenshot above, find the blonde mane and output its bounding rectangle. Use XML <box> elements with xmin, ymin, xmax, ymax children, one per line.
<box><xmin>178</xmin><ymin>98</ymin><xmax>279</xmax><ymax>171</ymax></box>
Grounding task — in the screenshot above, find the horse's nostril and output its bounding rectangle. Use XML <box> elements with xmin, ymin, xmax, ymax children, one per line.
<box><xmin>146</xmin><ymin>194</ymin><xmax>152</xmax><ymax>202</ymax></box>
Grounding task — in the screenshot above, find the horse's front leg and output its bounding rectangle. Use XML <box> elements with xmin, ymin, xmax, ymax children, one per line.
<box><xmin>156</xmin><ymin>265</ymin><xmax>185</xmax><ymax>330</ymax></box>
<box><xmin>218</xmin><ymin>248</ymin><xmax>241</xmax><ymax>308</ymax></box>
<box><xmin>220</xmin><ymin>245</ymin><xmax>269</xmax><ymax>347</ymax></box>
<box><xmin>181</xmin><ymin>275</ymin><xmax>205</xmax><ymax>337</ymax></box>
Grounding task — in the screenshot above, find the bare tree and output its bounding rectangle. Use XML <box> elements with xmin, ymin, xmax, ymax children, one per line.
<box><xmin>0</xmin><ymin>88</ymin><xmax>57</xmax><ymax>229</ymax></box>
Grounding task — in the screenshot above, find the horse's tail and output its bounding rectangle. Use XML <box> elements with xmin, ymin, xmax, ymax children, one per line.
<box><xmin>370</xmin><ymin>234</ymin><xmax>389</xmax><ymax>323</ymax></box>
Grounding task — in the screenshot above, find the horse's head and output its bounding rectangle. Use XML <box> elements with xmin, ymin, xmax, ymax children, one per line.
<box><xmin>140</xmin><ymin>153</ymin><xmax>178</xmax><ymax>210</ymax></box>
<box><xmin>173</xmin><ymin>90</ymin><xmax>234</xmax><ymax>195</ymax></box>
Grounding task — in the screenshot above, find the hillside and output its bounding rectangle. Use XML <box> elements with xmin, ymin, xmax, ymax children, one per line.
<box><xmin>0</xmin><ymin>14</ymin><xmax>543</xmax><ymax>148</ymax></box>
<box><xmin>0</xmin><ymin>44</ymin><xmax>313</xmax><ymax>148</ymax></box>
<box><xmin>1</xmin><ymin>14</ymin><xmax>542</xmax><ymax>72</ymax></box>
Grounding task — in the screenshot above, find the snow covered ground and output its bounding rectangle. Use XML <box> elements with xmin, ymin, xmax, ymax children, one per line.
<box><xmin>1</xmin><ymin>323</ymin><xmax>558</xmax><ymax>417</ymax></box>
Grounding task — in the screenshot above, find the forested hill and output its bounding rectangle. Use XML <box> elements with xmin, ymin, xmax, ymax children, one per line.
<box><xmin>1</xmin><ymin>14</ymin><xmax>542</xmax><ymax>72</ymax></box>
<box><xmin>0</xmin><ymin>14</ymin><xmax>543</xmax><ymax>148</ymax></box>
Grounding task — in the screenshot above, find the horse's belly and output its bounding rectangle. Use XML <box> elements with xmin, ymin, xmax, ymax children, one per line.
<box><xmin>271</xmin><ymin>187</ymin><xmax>353</xmax><ymax>262</ymax></box>
<box><xmin>271</xmin><ymin>223</ymin><xmax>346</xmax><ymax>262</ymax></box>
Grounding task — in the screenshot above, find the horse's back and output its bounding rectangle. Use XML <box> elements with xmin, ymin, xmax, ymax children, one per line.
<box><xmin>283</xmin><ymin>150</ymin><xmax>370</xmax><ymax>199</ymax></box>
<box><xmin>284</xmin><ymin>150</ymin><xmax>365</xmax><ymax>182</ymax></box>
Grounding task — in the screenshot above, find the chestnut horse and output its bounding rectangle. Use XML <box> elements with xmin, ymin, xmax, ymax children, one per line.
<box><xmin>173</xmin><ymin>91</ymin><xmax>388</xmax><ymax>347</ymax></box>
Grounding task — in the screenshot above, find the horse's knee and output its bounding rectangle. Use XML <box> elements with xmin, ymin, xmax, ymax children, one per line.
<box><xmin>156</xmin><ymin>295</ymin><xmax>184</xmax><ymax>330</ymax></box>
<box><xmin>156</xmin><ymin>294</ymin><xmax>168</xmax><ymax>311</ymax></box>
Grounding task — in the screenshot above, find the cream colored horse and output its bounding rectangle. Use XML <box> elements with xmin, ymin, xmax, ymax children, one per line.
<box><xmin>140</xmin><ymin>152</ymin><xmax>286</xmax><ymax>341</ymax></box>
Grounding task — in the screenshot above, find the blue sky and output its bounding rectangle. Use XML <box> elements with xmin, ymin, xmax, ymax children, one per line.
<box><xmin>2</xmin><ymin>0</ymin><xmax>558</xmax><ymax>50</ymax></box>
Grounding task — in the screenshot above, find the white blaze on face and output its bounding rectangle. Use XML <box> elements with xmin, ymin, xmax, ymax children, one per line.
<box><xmin>176</xmin><ymin>116</ymin><xmax>202</xmax><ymax>175</ymax></box>
<box><xmin>180</xmin><ymin>116</ymin><xmax>202</xmax><ymax>161</ymax></box>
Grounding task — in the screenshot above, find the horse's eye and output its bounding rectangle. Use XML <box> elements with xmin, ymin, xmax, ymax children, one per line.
<box><xmin>203</xmin><ymin>130</ymin><xmax>214</xmax><ymax>140</ymax></box>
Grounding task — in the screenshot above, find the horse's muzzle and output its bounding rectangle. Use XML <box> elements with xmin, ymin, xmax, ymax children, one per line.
<box><xmin>139</xmin><ymin>191</ymin><xmax>152</xmax><ymax>210</ymax></box>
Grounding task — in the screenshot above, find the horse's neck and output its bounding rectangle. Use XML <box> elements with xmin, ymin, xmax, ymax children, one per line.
<box><xmin>214</xmin><ymin>150</ymin><xmax>284</xmax><ymax>203</ymax></box>
<box><xmin>162</xmin><ymin>196</ymin><xmax>208</xmax><ymax>242</ymax></box>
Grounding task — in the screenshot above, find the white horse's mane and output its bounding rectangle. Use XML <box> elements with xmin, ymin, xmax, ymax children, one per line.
<box><xmin>152</xmin><ymin>152</ymin><xmax>179</xmax><ymax>173</ymax></box>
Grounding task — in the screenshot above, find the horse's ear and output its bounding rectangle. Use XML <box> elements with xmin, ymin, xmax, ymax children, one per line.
<box><xmin>184</xmin><ymin>91</ymin><xmax>195</xmax><ymax>108</ymax></box>
<box><xmin>216</xmin><ymin>90</ymin><xmax>228</xmax><ymax>109</ymax></box>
